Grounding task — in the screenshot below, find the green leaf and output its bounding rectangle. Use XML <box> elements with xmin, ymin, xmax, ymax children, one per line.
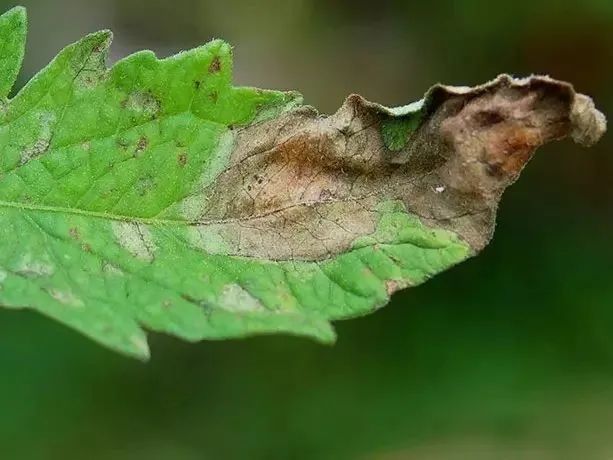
<box><xmin>0</xmin><ymin>7</ymin><xmax>606</xmax><ymax>359</ymax></box>
<box><xmin>0</xmin><ymin>6</ymin><xmax>26</xmax><ymax>100</ymax></box>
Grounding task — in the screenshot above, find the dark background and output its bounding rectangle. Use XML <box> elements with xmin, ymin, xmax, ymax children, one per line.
<box><xmin>0</xmin><ymin>0</ymin><xmax>612</xmax><ymax>458</ymax></box>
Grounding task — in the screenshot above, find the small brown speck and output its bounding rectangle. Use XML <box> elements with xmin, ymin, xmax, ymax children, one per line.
<box><xmin>135</xmin><ymin>136</ymin><xmax>148</xmax><ymax>155</ymax></box>
<box><xmin>69</xmin><ymin>227</ymin><xmax>80</xmax><ymax>240</ymax></box>
<box><xmin>208</xmin><ymin>56</ymin><xmax>221</xmax><ymax>73</ymax></box>
<box><xmin>385</xmin><ymin>280</ymin><xmax>400</xmax><ymax>296</ymax></box>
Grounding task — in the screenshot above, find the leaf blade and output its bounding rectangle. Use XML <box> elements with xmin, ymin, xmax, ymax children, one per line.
<box><xmin>0</xmin><ymin>8</ymin><xmax>605</xmax><ymax>358</ymax></box>
<box><xmin>0</xmin><ymin>6</ymin><xmax>26</xmax><ymax>100</ymax></box>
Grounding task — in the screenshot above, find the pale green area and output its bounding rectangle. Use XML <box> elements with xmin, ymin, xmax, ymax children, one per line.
<box><xmin>0</xmin><ymin>7</ymin><xmax>469</xmax><ymax>358</ymax></box>
<box><xmin>380</xmin><ymin>112</ymin><xmax>422</xmax><ymax>152</ymax></box>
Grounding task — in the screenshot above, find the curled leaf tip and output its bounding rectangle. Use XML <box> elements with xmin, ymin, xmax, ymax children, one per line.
<box><xmin>570</xmin><ymin>93</ymin><xmax>607</xmax><ymax>147</ymax></box>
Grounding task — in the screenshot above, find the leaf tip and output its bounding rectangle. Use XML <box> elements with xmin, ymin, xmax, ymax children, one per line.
<box><xmin>128</xmin><ymin>333</ymin><xmax>151</xmax><ymax>362</ymax></box>
<box><xmin>91</xmin><ymin>29</ymin><xmax>114</xmax><ymax>48</ymax></box>
<box><xmin>570</xmin><ymin>93</ymin><xmax>607</xmax><ymax>147</ymax></box>
<box><xmin>312</xmin><ymin>323</ymin><xmax>337</xmax><ymax>346</ymax></box>
<box><xmin>208</xmin><ymin>38</ymin><xmax>231</xmax><ymax>51</ymax></box>
<box><xmin>4</xmin><ymin>5</ymin><xmax>26</xmax><ymax>21</ymax></box>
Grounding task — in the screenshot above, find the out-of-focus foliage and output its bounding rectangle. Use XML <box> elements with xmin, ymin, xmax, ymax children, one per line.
<box><xmin>0</xmin><ymin>0</ymin><xmax>611</xmax><ymax>458</ymax></box>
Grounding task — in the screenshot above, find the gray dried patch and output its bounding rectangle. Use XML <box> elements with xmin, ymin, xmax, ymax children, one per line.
<box><xmin>112</xmin><ymin>221</ymin><xmax>157</xmax><ymax>262</ymax></box>
<box><xmin>102</xmin><ymin>262</ymin><xmax>124</xmax><ymax>276</ymax></box>
<box><xmin>74</xmin><ymin>32</ymin><xmax>112</xmax><ymax>90</ymax></box>
<box><xmin>186</xmin><ymin>226</ymin><xmax>230</xmax><ymax>254</ymax></box>
<box><xmin>14</xmin><ymin>254</ymin><xmax>55</xmax><ymax>278</ymax></box>
<box><xmin>385</xmin><ymin>279</ymin><xmax>410</xmax><ymax>296</ymax></box>
<box><xmin>218</xmin><ymin>284</ymin><xmax>264</xmax><ymax>312</ymax></box>
<box><xmin>124</xmin><ymin>91</ymin><xmax>161</xmax><ymax>118</ymax></box>
<box><xmin>47</xmin><ymin>288</ymin><xmax>85</xmax><ymax>308</ymax></box>
<box><xmin>20</xmin><ymin>112</ymin><xmax>55</xmax><ymax>165</ymax></box>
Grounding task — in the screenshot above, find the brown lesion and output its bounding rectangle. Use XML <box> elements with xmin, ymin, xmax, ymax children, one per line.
<box><xmin>438</xmin><ymin>82</ymin><xmax>574</xmax><ymax>195</ymax></box>
<box><xmin>134</xmin><ymin>136</ymin><xmax>149</xmax><ymax>156</ymax></box>
<box><xmin>177</xmin><ymin>152</ymin><xmax>188</xmax><ymax>167</ymax></box>
<box><xmin>205</xmin><ymin>115</ymin><xmax>396</xmax><ymax>225</ymax></box>
<box><xmin>190</xmin><ymin>75</ymin><xmax>605</xmax><ymax>260</ymax></box>
<box><xmin>208</xmin><ymin>56</ymin><xmax>221</xmax><ymax>74</ymax></box>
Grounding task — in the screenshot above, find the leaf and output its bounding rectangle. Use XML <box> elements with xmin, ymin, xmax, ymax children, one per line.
<box><xmin>0</xmin><ymin>6</ymin><xmax>26</xmax><ymax>100</ymax></box>
<box><xmin>0</xmin><ymin>7</ymin><xmax>606</xmax><ymax>359</ymax></box>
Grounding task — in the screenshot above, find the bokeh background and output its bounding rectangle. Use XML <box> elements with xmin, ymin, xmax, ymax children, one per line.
<box><xmin>0</xmin><ymin>0</ymin><xmax>611</xmax><ymax>458</ymax></box>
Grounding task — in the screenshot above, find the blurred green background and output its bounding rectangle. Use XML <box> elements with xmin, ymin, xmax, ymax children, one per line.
<box><xmin>0</xmin><ymin>0</ymin><xmax>612</xmax><ymax>458</ymax></box>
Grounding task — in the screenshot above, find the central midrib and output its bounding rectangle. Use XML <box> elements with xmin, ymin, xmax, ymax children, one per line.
<box><xmin>0</xmin><ymin>194</ymin><xmax>380</xmax><ymax>227</ymax></box>
<box><xmin>0</xmin><ymin>199</ymin><xmax>185</xmax><ymax>226</ymax></box>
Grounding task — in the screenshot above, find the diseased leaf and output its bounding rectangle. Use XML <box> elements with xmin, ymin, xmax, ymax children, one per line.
<box><xmin>0</xmin><ymin>7</ymin><xmax>606</xmax><ymax>359</ymax></box>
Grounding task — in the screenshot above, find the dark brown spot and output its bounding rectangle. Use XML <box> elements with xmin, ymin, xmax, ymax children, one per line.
<box><xmin>208</xmin><ymin>56</ymin><xmax>221</xmax><ymax>74</ymax></box>
<box><xmin>177</xmin><ymin>152</ymin><xmax>188</xmax><ymax>167</ymax></box>
<box><xmin>135</xmin><ymin>136</ymin><xmax>148</xmax><ymax>155</ymax></box>
<box><xmin>69</xmin><ymin>227</ymin><xmax>80</xmax><ymax>240</ymax></box>
<box><xmin>194</xmin><ymin>80</ymin><xmax>201</xmax><ymax>90</ymax></box>
<box><xmin>209</xmin><ymin>91</ymin><xmax>219</xmax><ymax>103</ymax></box>
<box><xmin>473</xmin><ymin>110</ymin><xmax>505</xmax><ymax>127</ymax></box>
<box><xmin>485</xmin><ymin>162</ymin><xmax>504</xmax><ymax>178</ymax></box>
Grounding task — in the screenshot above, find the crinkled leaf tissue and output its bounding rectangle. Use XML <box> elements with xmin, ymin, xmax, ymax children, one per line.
<box><xmin>0</xmin><ymin>7</ymin><xmax>606</xmax><ymax>358</ymax></box>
